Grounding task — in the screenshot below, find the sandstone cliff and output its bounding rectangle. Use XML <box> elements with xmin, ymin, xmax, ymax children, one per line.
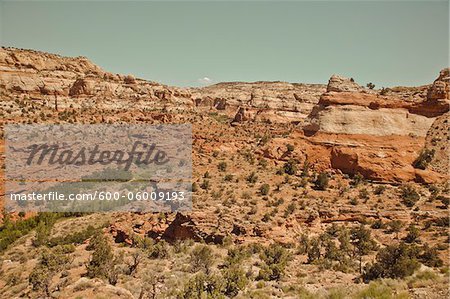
<box><xmin>302</xmin><ymin>71</ymin><xmax>448</xmax><ymax>183</ymax></box>
<box><xmin>192</xmin><ymin>81</ymin><xmax>326</xmax><ymax>124</ymax></box>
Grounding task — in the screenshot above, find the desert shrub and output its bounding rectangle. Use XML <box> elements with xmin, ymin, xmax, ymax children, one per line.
<box><xmin>286</xmin><ymin>144</ymin><xmax>295</xmax><ymax>152</ymax></box>
<box><xmin>258</xmin><ymin>158</ymin><xmax>268</xmax><ymax>169</ymax></box>
<box><xmin>301</xmin><ymin>228</ymin><xmax>356</xmax><ymax>272</ymax></box>
<box><xmin>218</xmin><ymin>162</ymin><xmax>227</xmax><ymax>172</ymax></box>
<box><xmin>284</xmin><ymin>203</ymin><xmax>296</xmax><ymax>217</ymax></box>
<box><xmin>387</xmin><ymin>220</ymin><xmax>403</xmax><ymax>239</ymax></box>
<box><xmin>200</xmin><ymin>179</ymin><xmax>210</xmax><ymax>190</ymax></box>
<box><xmin>222</xmin><ymin>266</ymin><xmax>248</xmax><ymax>297</ymax></box>
<box><xmin>174</xmin><ymin>239</ymin><xmax>194</xmax><ymax>254</ymax></box>
<box><xmin>404</xmin><ymin>224</ymin><xmax>420</xmax><ymax>243</ymax></box>
<box><xmin>349</xmin><ymin>197</ymin><xmax>359</xmax><ymax>205</ymax></box>
<box><xmin>177</xmin><ymin>272</ymin><xmax>224</xmax><ymax>299</ymax></box>
<box><xmin>419</xmin><ymin>244</ymin><xmax>443</xmax><ymax>267</ymax></box>
<box><xmin>224</xmin><ymin>246</ymin><xmax>251</xmax><ymax>267</ymax></box>
<box><xmin>125</xmin><ymin>251</ymin><xmax>142</xmax><ymax>275</ymax></box>
<box><xmin>380</xmin><ymin>87</ymin><xmax>390</xmax><ymax>95</ymax></box>
<box><xmin>148</xmin><ymin>240</ymin><xmax>171</xmax><ymax>259</ymax></box>
<box><xmin>261</xmin><ymin>213</ymin><xmax>271</xmax><ymax>222</ymax></box>
<box><xmin>224</xmin><ymin>174</ymin><xmax>234</xmax><ymax>182</ymax></box>
<box><xmin>246</xmin><ymin>172</ymin><xmax>258</xmax><ymax>184</ymax></box>
<box><xmin>257</xmin><ymin>243</ymin><xmax>291</xmax><ymax>281</ymax></box>
<box><xmin>283</xmin><ymin>159</ymin><xmax>298</xmax><ymax>175</ymax></box>
<box><xmin>355</xmin><ymin>281</ymin><xmax>409</xmax><ymax>299</ymax></box>
<box><xmin>359</xmin><ymin>188</ymin><xmax>370</xmax><ymax>200</ymax></box>
<box><xmin>351</xmin><ymin>173</ymin><xmax>364</xmax><ymax>186</ymax></box>
<box><xmin>413</xmin><ymin>149</ymin><xmax>435</xmax><ymax>170</ymax></box>
<box><xmin>48</xmin><ymin>225</ymin><xmax>97</xmax><ymax>247</ymax></box>
<box><xmin>259</xmin><ymin>183</ymin><xmax>270</xmax><ymax>195</ymax></box>
<box><xmin>370</xmin><ymin>219</ymin><xmax>385</xmax><ymax>230</ymax></box>
<box><xmin>400</xmin><ymin>184</ymin><xmax>420</xmax><ymax>207</ymax></box>
<box><xmin>438</xmin><ymin>195</ymin><xmax>449</xmax><ymax>208</ymax></box>
<box><xmin>86</xmin><ymin>232</ymin><xmax>122</xmax><ymax>284</ymax></box>
<box><xmin>314</xmin><ymin>172</ymin><xmax>329</xmax><ymax>190</ymax></box>
<box><xmin>373</xmin><ymin>185</ymin><xmax>386</xmax><ymax>195</ymax></box>
<box><xmin>366</xmin><ymin>82</ymin><xmax>375</xmax><ymax>89</ymax></box>
<box><xmin>434</xmin><ymin>216</ymin><xmax>449</xmax><ymax>227</ymax></box>
<box><xmin>363</xmin><ymin>242</ymin><xmax>420</xmax><ymax>281</ymax></box>
<box><xmin>350</xmin><ymin>225</ymin><xmax>378</xmax><ymax>273</ymax></box>
<box><xmin>0</xmin><ymin>212</ymin><xmax>66</xmax><ymax>251</ymax></box>
<box><xmin>32</xmin><ymin>221</ymin><xmax>52</xmax><ymax>247</ymax></box>
<box><xmin>29</xmin><ymin>246</ymin><xmax>73</xmax><ymax>296</ymax></box>
<box><xmin>190</xmin><ymin>245</ymin><xmax>214</xmax><ymax>274</ymax></box>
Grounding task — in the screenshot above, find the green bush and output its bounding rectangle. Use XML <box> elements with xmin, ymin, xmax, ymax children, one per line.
<box><xmin>200</xmin><ymin>179</ymin><xmax>210</xmax><ymax>190</ymax></box>
<box><xmin>373</xmin><ymin>185</ymin><xmax>386</xmax><ymax>195</ymax></box>
<box><xmin>350</xmin><ymin>225</ymin><xmax>378</xmax><ymax>273</ymax></box>
<box><xmin>283</xmin><ymin>159</ymin><xmax>298</xmax><ymax>175</ymax></box>
<box><xmin>190</xmin><ymin>245</ymin><xmax>214</xmax><ymax>273</ymax></box>
<box><xmin>363</xmin><ymin>242</ymin><xmax>420</xmax><ymax>281</ymax></box>
<box><xmin>148</xmin><ymin>240</ymin><xmax>171</xmax><ymax>259</ymax></box>
<box><xmin>218</xmin><ymin>162</ymin><xmax>227</xmax><ymax>172</ymax></box>
<box><xmin>177</xmin><ymin>272</ymin><xmax>224</xmax><ymax>299</ymax></box>
<box><xmin>1</xmin><ymin>212</ymin><xmax>63</xmax><ymax>252</ymax></box>
<box><xmin>257</xmin><ymin>243</ymin><xmax>291</xmax><ymax>281</ymax></box>
<box><xmin>246</xmin><ymin>172</ymin><xmax>258</xmax><ymax>184</ymax></box>
<box><xmin>366</xmin><ymin>82</ymin><xmax>375</xmax><ymax>89</ymax></box>
<box><xmin>404</xmin><ymin>224</ymin><xmax>420</xmax><ymax>243</ymax></box>
<box><xmin>400</xmin><ymin>184</ymin><xmax>420</xmax><ymax>207</ymax></box>
<box><xmin>29</xmin><ymin>246</ymin><xmax>73</xmax><ymax>296</ymax></box>
<box><xmin>224</xmin><ymin>246</ymin><xmax>251</xmax><ymax>267</ymax></box>
<box><xmin>351</xmin><ymin>173</ymin><xmax>364</xmax><ymax>186</ymax></box>
<box><xmin>48</xmin><ymin>225</ymin><xmax>97</xmax><ymax>247</ymax></box>
<box><xmin>314</xmin><ymin>172</ymin><xmax>329</xmax><ymax>190</ymax></box>
<box><xmin>86</xmin><ymin>232</ymin><xmax>121</xmax><ymax>284</ymax></box>
<box><xmin>355</xmin><ymin>281</ymin><xmax>408</xmax><ymax>299</ymax></box>
<box><xmin>222</xmin><ymin>266</ymin><xmax>248</xmax><ymax>297</ymax></box>
<box><xmin>259</xmin><ymin>184</ymin><xmax>270</xmax><ymax>195</ymax></box>
<box><xmin>419</xmin><ymin>244</ymin><xmax>443</xmax><ymax>267</ymax></box>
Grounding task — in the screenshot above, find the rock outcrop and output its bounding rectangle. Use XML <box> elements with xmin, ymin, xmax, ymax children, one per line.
<box><xmin>326</xmin><ymin>75</ymin><xmax>362</xmax><ymax>92</ymax></box>
<box><xmin>303</xmin><ymin>72</ymin><xmax>448</xmax><ymax>183</ymax></box>
<box><xmin>0</xmin><ymin>47</ymin><xmax>193</xmax><ymax>110</ymax></box>
<box><xmin>427</xmin><ymin>68</ymin><xmax>449</xmax><ymax>101</ymax></box>
<box><xmin>192</xmin><ymin>81</ymin><xmax>326</xmax><ymax>124</ymax></box>
<box><xmin>421</xmin><ymin>112</ymin><xmax>450</xmax><ymax>175</ymax></box>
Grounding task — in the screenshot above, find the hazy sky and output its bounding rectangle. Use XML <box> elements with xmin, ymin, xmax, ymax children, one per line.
<box><xmin>1</xmin><ymin>0</ymin><xmax>448</xmax><ymax>87</ymax></box>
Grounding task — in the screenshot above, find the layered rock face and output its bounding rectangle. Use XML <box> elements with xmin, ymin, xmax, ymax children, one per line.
<box><xmin>0</xmin><ymin>47</ymin><xmax>193</xmax><ymax>111</ymax></box>
<box><xmin>303</xmin><ymin>72</ymin><xmax>448</xmax><ymax>183</ymax></box>
<box><xmin>0</xmin><ymin>47</ymin><xmax>325</xmax><ymax>123</ymax></box>
<box><xmin>1</xmin><ymin>47</ymin><xmax>447</xmax><ymax>184</ymax></box>
<box><xmin>192</xmin><ymin>81</ymin><xmax>326</xmax><ymax>123</ymax></box>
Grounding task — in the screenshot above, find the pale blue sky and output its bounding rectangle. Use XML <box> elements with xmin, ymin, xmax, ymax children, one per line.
<box><xmin>1</xmin><ymin>0</ymin><xmax>448</xmax><ymax>87</ymax></box>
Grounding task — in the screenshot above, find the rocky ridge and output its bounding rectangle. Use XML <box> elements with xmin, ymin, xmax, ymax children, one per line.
<box><xmin>1</xmin><ymin>47</ymin><xmax>448</xmax><ymax>185</ymax></box>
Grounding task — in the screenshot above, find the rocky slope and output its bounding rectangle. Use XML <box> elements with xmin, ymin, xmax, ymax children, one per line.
<box><xmin>0</xmin><ymin>47</ymin><xmax>193</xmax><ymax>112</ymax></box>
<box><xmin>0</xmin><ymin>47</ymin><xmax>449</xmax><ymax>299</ymax></box>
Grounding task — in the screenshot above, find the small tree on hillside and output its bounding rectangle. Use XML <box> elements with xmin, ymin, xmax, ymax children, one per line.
<box><xmin>283</xmin><ymin>159</ymin><xmax>298</xmax><ymax>175</ymax></box>
<box><xmin>314</xmin><ymin>172</ymin><xmax>329</xmax><ymax>191</ymax></box>
<box><xmin>86</xmin><ymin>232</ymin><xmax>121</xmax><ymax>284</ymax></box>
<box><xmin>350</xmin><ymin>225</ymin><xmax>378</xmax><ymax>273</ymax></box>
